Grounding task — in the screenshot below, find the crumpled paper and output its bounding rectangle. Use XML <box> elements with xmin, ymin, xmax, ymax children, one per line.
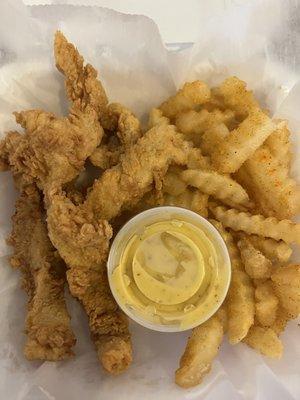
<box><xmin>0</xmin><ymin>0</ymin><xmax>299</xmax><ymax>399</ymax></box>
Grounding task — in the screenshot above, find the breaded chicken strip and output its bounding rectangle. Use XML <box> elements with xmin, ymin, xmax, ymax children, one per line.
<box><xmin>54</xmin><ymin>32</ymin><xmax>141</xmax><ymax>171</ymax></box>
<box><xmin>54</xmin><ymin>31</ymin><xmax>108</xmax><ymax>117</ymax></box>
<box><xmin>0</xmin><ymin>107</ymin><xmax>102</xmax><ymax>192</ymax></box>
<box><xmin>1</xmin><ymin>121</ymin><xmax>129</xmax><ymax>373</ymax></box>
<box><xmin>47</xmin><ymin>194</ymin><xmax>129</xmax><ymax>374</ymax></box>
<box><xmin>90</xmin><ymin>103</ymin><xmax>141</xmax><ymax>169</ymax></box>
<box><xmin>86</xmin><ymin>124</ymin><xmax>191</xmax><ymax>220</ymax></box>
<box><xmin>8</xmin><ymin>185</ymin><xmax>76</xmax><ymax>360</ymax></box>
<box><xmin>47</xmin><ymin>124</ymin><xmax>191</xmax><ymax>372</ymax></box>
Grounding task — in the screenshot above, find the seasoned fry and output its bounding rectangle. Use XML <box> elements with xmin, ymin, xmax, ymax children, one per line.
<box><xmin>159</xmin><ymin>81</ymin><xmax>211</xmax><ymax>119</ymax></box>
<box><xmin>201</xmin><ymin>123</ymin><xmax>230</xmax><ymax>155</ymax></box>
<box><xmin>212</xmin><ymin>76</ymin><xmax>259</xmax><ymax>119</ymax></box>
<box><xmin>244</xmin><ymin>234</ymin><xmax>292</xmax><ymax>263</ymax></box>
<box><xmin>270</xmin><ymin>306</ymin><xmax>290</xmax><ymax>336</ymax></box>
<box><xmin>148</xmin><ymin>108</ymin><xmax>169</xmax><ymax>128</ymax></box>
<box><xmin>237</xmin><ymin>237</ymin><xmax>272</xmax><ymax>280</ymax></box>
<box><xmin>255</xmin><ymin>281</ymin><xmax>279</xmax><ymax>327</ymax></box>
<box><xmin>209</xmin><ymin>202</ymin><xmax>300</xmax><ymax>244</ymax></box>
<box><xmin>226</xmin><ymin>269</ymin><xmax>255</xmax><ymax>344</ymax></box>
<box><xmin>243</xmin><ymin>326</ymin><xmax>283</xmax><ymax>359</ymax></box>
<box><xmin>175</xmin><ymin>314</ymin><xmax>223</xmax><ymax>388</ymax></box>
<box><xmin>209</xmin><ymin>219</ymin><xmax>244</xmax><ymax>272</ymax></box>
<box><xmin>182</xmin><ymin>169</ymin><xmax>251</xmax><ymax>208</ymax></box>
<box><xmin>175</xmin><ymin>108</ymin><xmax>234</xmax><ymax>144</ymax></box>
<box><xmin>175</xmin><ymin>109</ymin><xmax>209</xmax><ymax>138</ymax></box>
<box><xmin>271</xmin><ymin>264</ymin><xmax>300</xmax><ymax>318</ymax></box>
<box><xmin>264</xmin><ymin>120</ymin><xmax>291</xmax><ymax>169</ymax></box>
<box><xmin>210</xmin><ymin>111</ymin><xmax>277</xmax><ymax>174</ymax></box>
<box><xmin>8</xmin><ymin>186</ymin><xmax>76</xmax><ymax>360</ymax></box>
<box><xmin>235</xmin><ymin>144</ymin><xmax>300</xmax><ymax>219</ymax></box>
<box><xmin>211</xmin><ymin>224</ymin><xmax>255</xmax><ymax>344</ymax></box>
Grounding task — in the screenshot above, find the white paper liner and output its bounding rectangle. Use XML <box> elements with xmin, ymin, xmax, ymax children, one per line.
<box><xmin>0</xmin><ymin>1</ymin><xmax>299</xmax><ymax>399</ymax></box>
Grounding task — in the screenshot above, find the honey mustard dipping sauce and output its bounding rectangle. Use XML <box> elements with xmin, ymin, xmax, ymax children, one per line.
<box><xmin>108</xmin><ymin>207</ymin><xmax>231</xmax><ymax>332</ymax></box>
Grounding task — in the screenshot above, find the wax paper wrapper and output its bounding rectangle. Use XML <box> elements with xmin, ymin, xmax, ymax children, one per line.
<box><xmin>0</xmin><ymin>0</ymin><xmax>299</xmax><ymax>399</ymax></box>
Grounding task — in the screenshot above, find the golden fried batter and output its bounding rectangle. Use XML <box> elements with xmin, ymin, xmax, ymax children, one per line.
<box><xmin>8</xmin><ymin>186</ymin><xmax>76</xmax><ymax>360</ymax></box>
<box><xmin>47</xmin><ymin>191</ymin><xmax>131</xmax><ymax>374</ymax></box>
<box><xmin>47</xmin><ymin>124</ymin><xmax>191</xmax><ymax>372</ymax></box>
<box><xmin>54</xmin><ymin>31</ymin><xmax>108</xmax><ymax>116</ymax></box>
<box><xmin>0</xmin><ymin>107</ymin><xmax>102</xmax><ymax>193</ymax></box>
<box><xmin>86</xmin><ymin>124</ymin><xmax>191</xmax><ymax>220</ymax></box>
<box><xmin>90</xmin><ymin>103</ymin><xmax>141</xmax><ymax>169</ymax></box>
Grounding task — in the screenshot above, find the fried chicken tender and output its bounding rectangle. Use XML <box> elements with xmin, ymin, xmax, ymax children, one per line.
<box><xmin>54</xmin><ymin>31</ymin><xmax>108</xmax><ymax>117</ymax></box>
<box><xmin>1</xmin><ymin>35</ymin><xmax>135</xmax><ymax>374</ymax></box>
<box><xmin>86</xmin><ymin>124</ymin><xmax>191</xmax><ymax>220</ymax></box>
<box><xmin>0</xmin><ymin>107</ymin><xmax>102</xmax><ymax>192</ymax></box>
<box><xmin>89</xmin><ymin>141</ymin><xmax>121</xmax><ymax>170</ymax></box>
<box><xmin>47</xmin><ymin>193</ymin><xmax>130</xmax><ymax>374</ymax></box>
<box><xmin>90</xmin><ymin>103</ymin><xmax>141</xmax><ymax>169</ymax></box>
<box><xmin>2</xmin><ymin>124</ymin><xmax>130</xmax><ymax>372</ymax></box>
<box><xmin>47</xmin><ymin>124</ymin><xmax>191</xmax><ymax>371</ymax></box>
<box><xmin>8</xmin><ymin>185</ymin><xmax>76</xmax><ymax>361</ymax></box>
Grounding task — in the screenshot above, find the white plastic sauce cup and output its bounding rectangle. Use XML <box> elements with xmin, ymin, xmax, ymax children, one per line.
<box><xmin>107</xmin><ymin>206</ymin><xmax>231</xmax><ymax>332</ymax></box>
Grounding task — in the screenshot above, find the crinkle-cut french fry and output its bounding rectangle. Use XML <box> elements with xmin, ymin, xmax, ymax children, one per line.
<box><xmin>226</xmin><ymin>269</ymin><xmax>255</xmax><ymax>344</ymax></box>
<box><xmin>270</xmin><ymin>306</ymin><xmax>290</xmax><ymax>336</ymax></box>
<box><xmin>175</xmin><ymin>109</ymin><xmax>205</xmax><ymax>136</ymax></box>
<box><xmin>235</xmin><ymin>145</ymin><xmax>300</xmax><ymax>219</ymax></box>
<box><xmin>211</xmin><ymin>221</ymin><xmax>255</xmax><ymax>343</ymax></box>
<box><xmin>182</xmin><ymin>169</ymin><xmax>251</xmax><ymax>208</ymax></box>
<box><xmin>187</xmin><ymin>147</ymin><xmax>212</xmax><ymax>170</ymax></box>
<box><xmin>271</xmin><ymin>264</ymin><xmax>300</xmax><ymax>319</ymax></box>
<box><xmin>237</xmin><ymin>237</ymin><xmax>272</xmax><ymax>280</ymax></box>
<box><xmin>255</xmin><ymin>280</ymin><xmax>279</xmax><ymax>327</ymax></box>
<box><xmin>175</xmin><ymin>314</ymin><xmax>223</xmax><ymax>388</ymax></box>
<box><xmin>148</xmin><ymin>108</ymin><xmax>169</xmax><ymax>129</ymax></box>
<box><xmin>201</xmin><ymin>123</ymin><xmax>230</xmax><ymax>156</ymax></box>
<box><xmin>243</xmin><ymin>234</ymin><xmax>292</xmax><ymax>264</ymax></box>
<box><xmin>164</xmin><ymin>189</ymin><xmax>209</xmax><ymax>218</ymax></box>
<box><xmin>243</xmin><ymin>326</ymin><xmax>283</xmax><ymax>359</ymax></box>
<box><xmin>163</xmin><ymin>167</ymin><xmax>187</xmax><ymax>196</ymax></box>
<box><xmin>175</xmin><ymin>108</ymin><xmax>234</xmax><ymax>140</ymax></box>
<box><xmin>210</xmin><ymin>111</ymin><xmax>278</xmax><ymax>174</ymax></box>
<box><xmin>212</xmin><ymin>76</ymin><xmax>259</xmax><ymax>119</ymax></box>
<box><xmin>264</xmin><ymin>120</ymin><xmax>292</xmax><ymax>170</ymax></box>
<box><xmin>159</xmin><ymin>81</ymin><xmax>211</xmax><ymax>119</ymax></box>
<box><xmin>209</xmin><ymin>219</ymin><xmax>244</xmax><ymax>272</ymax></box>
<box><xmin>209</xmin><ymin>202</ymin><xmax>300</xmax><ymax>244</ymax></box>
